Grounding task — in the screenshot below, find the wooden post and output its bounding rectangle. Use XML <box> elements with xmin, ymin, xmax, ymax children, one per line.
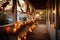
<box><xmin>56</xmin><ymin>0</ymin><xmax>58</xmax><ymax>40</ymax></box>
<box><xmin>12</xmin><ymin>0</ymin><xmax>17</xmax><ymax>23</ymax></box>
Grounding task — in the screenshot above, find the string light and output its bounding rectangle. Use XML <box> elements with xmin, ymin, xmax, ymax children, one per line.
<box><xmin>1</xmin><ymin>7</ymin><xmax>3</xmax><ymax>9</ymax></box>
<box><xmin>6</xmin><ymin>27</ymin><xmax>11</xmax><ymax>32</ymax></box>
<box><xmin>18</xmin><ymin>37</ymin><xmax>22</xmax><ymax>40</ymax></box>
<box><xmin>53</xmin><ymin>10</ymin><xmax>56</xmax><ymax>13</ymax></box>
<box><xmin>13</xmin><ymin>28</ymin><xmax>17</xmax><ymax>33</ymax></box>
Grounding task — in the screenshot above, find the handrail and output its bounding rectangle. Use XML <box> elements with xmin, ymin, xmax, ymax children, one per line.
<box><xmin>0</xmin><ymin>23</ymin><xmax>13</xmax><ymax>27</ymax></box>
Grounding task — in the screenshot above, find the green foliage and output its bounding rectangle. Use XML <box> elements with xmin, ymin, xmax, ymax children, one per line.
<box><xmin>23</xmin><ymin>17</ymin><xmax>26</xmax><ymax>21</ymax></box>
<box><xmin>0</xmin><ymin>13</ymin><xmax>9</xmax><ymax>26</ymax></box>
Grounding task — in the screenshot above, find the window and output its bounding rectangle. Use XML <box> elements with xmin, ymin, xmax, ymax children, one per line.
<box><xmin>0</xmin><ymin>0</ymin><xmax>13</xmax><ymax>26</ymax></box>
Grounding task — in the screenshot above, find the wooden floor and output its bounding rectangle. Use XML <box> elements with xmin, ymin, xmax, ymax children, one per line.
<box><xmin>26</xmin><ymin>24</ymin><xmax>51</xmax><ymax>40</ymax></box>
